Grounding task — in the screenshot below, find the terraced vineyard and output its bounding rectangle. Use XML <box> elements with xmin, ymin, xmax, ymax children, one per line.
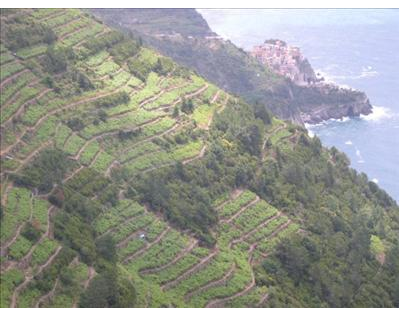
<box><xmin>2</xmin><ymin>8</ymin><xmax>397</xmax><ymax>309</ymax></box>
<box><xmin>86</xmin><ymin>188</ymin><xmax>299</xmax><ymax>307</ymax></box>
<box><xmin>0</xmin><ymin>9</ymin><xmax>243</xmax><ymax>307</ymax></box>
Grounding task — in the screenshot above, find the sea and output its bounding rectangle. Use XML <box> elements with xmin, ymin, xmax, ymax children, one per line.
<box><xmin>199</xmin><ymin>9</ymin><xmax>399</xmax><ymax>202</ymax></box>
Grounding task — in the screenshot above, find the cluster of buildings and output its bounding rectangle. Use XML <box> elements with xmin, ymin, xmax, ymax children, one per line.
<box><xmin>251</xmin><ymin>39</ymin><xmax>321</xmax><ymax>86</ymax></box>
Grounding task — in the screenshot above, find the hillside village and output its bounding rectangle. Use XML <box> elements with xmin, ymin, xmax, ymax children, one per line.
<box><xmin>251</xmin><ymin>39</ymin><xmax>321</xmax><ymax>86</ymax></box>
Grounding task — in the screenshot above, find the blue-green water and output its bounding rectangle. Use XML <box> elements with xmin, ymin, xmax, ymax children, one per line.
<box><xmin>200</xmin><ymin>9</ymin><xmax>399</xmax><ymax>201</ymax></box>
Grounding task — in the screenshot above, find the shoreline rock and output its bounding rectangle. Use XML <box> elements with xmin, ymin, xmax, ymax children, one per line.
<box><xmin>250</xmin><ymin>39</ymin><xmax>373</xmax><ymax>124</ymax></box>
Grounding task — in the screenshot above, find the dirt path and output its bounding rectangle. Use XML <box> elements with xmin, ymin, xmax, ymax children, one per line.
<box><xmin>0</xmin><ymin>222</ymin><xmax>25</xmax><ymax>257</ymax></box>
<box><xmin>1</xmin><ymin>87</ymin><xmax>127</xmax><ymax>157</ymax></box>
<box><xmin>140</xmin><ymin>240</ymin><xmax>198</xmax><ymax>275</ymax></box>
<box><xmin>18</xmin><ymin>206</ymin><xmax>55</xmax><ymax>270</ymax></box>
<box><xmin>211</xmin><ymin>90</ymin><xmax>221</xmax><ymax>104</ymax></box>
<box><xmin>10</xmin><ymin>245</ymin><xmax>62</xmax><ymax>308</ymax></box>
<box><xmin>53</xmin><ymin>16</ymin><xmax>82</xmax><ymax>32</ymax></box>
<box><xmin>2</xmin><ymin>88</ymin><xmax>51</xmax><ymax>127</ymax></box>
<box><xmin>215</xmin><ymin>188</ymin><xmax>244</xmax><ymax>211</ymax></box>
<box><xmin>38</xmin><ymin>9</ymin><xmax>65</xmax><ymax>22</ymax></box>
<box><xmin>205</xmin><ymin>246</ymin><xmax>256</xmax><ymax>308</ymax></box>
<box><xmin>0</xmin><ymin>69</ymin><xmax>30</xmax><ymax>90</ymax></box>
<box><xmin>182</xmin><ymin>145</ymin><xmax>207</xmax><ymax>165</ymax></box>
<box><xmin>217</xmin><ymin>95</ymin><xmax>229</xmax><ymax>113</ymax></box>
<box><xmin>122</xmin><ymin>227</ymin><xmax>170</xmax><ymax>264</ymax></box>
<box><xmin>161</xmin><ymin>247</ymin><xmax>219</xmax><ymax>291</ymax></box>
<box><xmin>14</xmin><ymin>141</ymin><xmax>52</xmax><ymax>173</ymax></box>
<box><xmin>62</xmin><ymin>165</ymin><xmax>84</xmax><ymax>184</ymax></box>
<box><xmin>104</xmin><ymin>160</ymin><xmax>119</xmax><ymax>177</ymax></box>
<box><xmin>230</xmin><ymin>213</ymin><xmax>282</xmax><ymax>247</ymax></box>
<box><xmin>185</xmin><ymin>263</ymin><xmax>236</xmax><ymax>301</ymax></box>
<box><xmin>34</xmin><ymin>278</ymin><xmax>59</xmax><ymax>307</ymax></box>
<box><xmin>98</xmin><ymin>217</ymin><xmax>144</xmax><ymax>241</ymax></box>
<box><xmin>84</xmin><ymin>267</ymin><xmax>96</xmax><ymax>289</ymax></box>
<box><xmin>88</xmin><ymin>148</ymin><xmax>103</xmax><ymax>168</ymax></box>
<box><xmin>111</xmin><ymin>218</ymin><xmax>153</xmax><ymax>246</ymax></box>
<box><xmin>122</xmin><ymin>122</ymin><xmax>181</xmax><ymax>154</ymax></box>
<box><xmin>257</xmin><ymin>292</ymin><xmax>269</xmax><ymax>307</ymax></box>
<box><xmin>37</xmin><ymin>246</ymin><xmax>63</xmax><ymax>273</ymax></box>
<box><xmin>185</xmin><ymin>84</ymin><xmax>209</xmax><ymax>99</ymax></box>
<box><xmin>222</xmin><ymin>196</ymin><xmax>260</xmax><ymax>224</ymax></box>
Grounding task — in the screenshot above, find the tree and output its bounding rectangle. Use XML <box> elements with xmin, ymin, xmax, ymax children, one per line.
<box><xmin>254</xmin><ymin>103</ymin><xmax>272</xmax><ymax>125</ymax></box>
<box><xmin>181</xmin><ymin>98</ymin><xmax>194</xmax><ymax>114</ymax></box>
<box><xmin>96</xmin><ymin>235</ymin><xmax>117</xmax><ymax>263</ymax></box>
<box><xmin>172</xmin><ymin>105</ymin><xmax>180</xmax><ymax>117</ymax></box>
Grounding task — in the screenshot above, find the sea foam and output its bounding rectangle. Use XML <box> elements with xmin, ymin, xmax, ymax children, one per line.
<box><xmin>361</xmin><ymin>106</ymin><xmax>392</xmax><ymax>122</ymax></box>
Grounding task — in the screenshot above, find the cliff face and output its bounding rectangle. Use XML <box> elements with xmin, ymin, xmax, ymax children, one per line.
<box><xmin>297</xmin><ymin>86</ymin><xmax>373</xmax><ymax>124</ymax></box>
<box><xmin>90</xmin><ymin>9</ymin><xmax>373</xmax><ymax>125</ymax></box>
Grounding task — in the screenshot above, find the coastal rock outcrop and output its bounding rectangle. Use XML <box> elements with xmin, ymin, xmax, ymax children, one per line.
<box><xmin>251</xmin><ymin>39</ymin><xmax>373</xmax><ymax>124</ymax></box>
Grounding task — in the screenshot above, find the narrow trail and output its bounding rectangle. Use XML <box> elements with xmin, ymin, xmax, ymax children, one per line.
<box><xmin>230</xmin><ymin>212</ymin><xmax>282</xmax><ymax>247</ymax></box>
<box><xmin>0</xmin><ymin>69</ymin><xmax>30</xmax><ymax>90</ymax></box>
<box><xmin>2</xmin><ymin>88</ymin><xmax>52</xmax><ymax>127</ymax></box>
<box><xmin>117</xmin><ymin>121</ymin><xmax>182</xmax><ymax>158</ymax></box>
<box><xmin>111</xmin><ymin>217</ymin><xmax>152</xmax><ymax>245</ymax></box>
<box><xmin>62</xmin><ymin>165</ymin><xmax>84</xmax><ymax>184</ymax></box>
<box><xmin>0</xmin><ymin>222</ymin><xmax>25</xmax><ymax>257</ymax></box>
<box><xmin>215</xmin><ymin>188</ymin><xmax>244</xmax><ymax>211</ymax></box>
<box><xmin>257</xmin><ymin>293</ymin><xmax>269</xmax><ymax>307</ymax></box>
<box><xmin>249</xmin><ymin>220</ymin><xmax>292</xmax><ymax>251</ymax></box>
<box><xmin>0</xmin><ymin>188</ymin><xmax>34</xmax><ymax>259</ymax></box>
<box><xmin>98</xmin><ymin>213</ymin><xmax>147</xmax><ymax>241</ymax></box>
<box><xmin>217</xmin><ymin>95</ymin><xmax>229</xmax><ymax>113</ymax></box>
<box><xmin>14</xmin><ymin>141</ymin><xmax>52</xmax><ymax>173</ymax></box>
<box><xmin>10</xmin><ymin>245</ymin><xmax>62</xmax><ymax>308</ymax></box>
<box><xmin>222</xmin><ymin>196</ymin><xmax>260</xmax><ymax>224</ymax></box>
<box><xmin>18</xmin><ymin>206</ymin><xmax>55</xmax><ymax>270</ymax></box>
<box><xmin>248</xmin><ymin>221</ymin><xmax>293</xmax><ymax>265</ymax></box>
<box><xmin>1</xmin><ymin>87</ymin><xmax>128</xmax><ymax>157</ymax></box>
<box><xmin>84</xmin><ymin>267</ymin><xmax>96</xmax><ymax>290</ymax></box>
<box><xmin>34</xmin><ymin>278</ymin><xmax>59</xmax><ymax>308</ymax></box>
<box><xmin>104</xmin><ymin>160</ymin><xmax>119</xmax><ymax>177</ymax></box>
<box><xmin>140</xmin><ymin>240</ymin><xmax>198</xmax><ymax>275</ymax></box>
<box><xmin>38</xmin><ymin>9</ymin><xmax>66</xmax><ymax>22</ymax></box>
<box><xmin>73</xmin><ymin>138</ymin><xmax>95</xmax><ymax>161</ymax></box>
<box><xmin>205</xmin><ymin>246</ymin><xmax>256</xmax><ymax>308</ymax></box>
<box><xmin>161</xmin><ymin>247</ymin><xmax>219</xmax><ymax>291</ymax></box>
<box><xmin>37</xmin><ymin>246</ymin><xmax>63</xmax><ymax>274</ymax></box>
<box><xmin>88</xmin><ymin>148</ymin><xmax>102</xmax><ymax>168</ymax></box>
<box><xmin>211</xmin><ymin>90</ymin><xmax>221</xmax><ymax>104</ymax></box>
<box><xmin>53</xmin><ymin>15</ymin><xmax>82</xmax><ymax>32</ymax></box>
<box><xmin>122</xmin><ymin>227</ymin><xmax>171</xmax><ymax>264</ymax></box>
<box><xmin>59</xmin><ymin>23</ymin><xmax>90</xmax><ymax>41</ymax></box>
<box><xmin>185</xmin><ymin>263</ymin><xmax>236</xmax><ymax>302</ymax></box>
<box><xmin>185</xmin><ymin>84</ymin><xmax>209</xmax><ymax>99</ymax></box>
<box><xmin>182</xmin><ymin>145</ymin><xmax>207</xmax><ymax>165</ymax></box>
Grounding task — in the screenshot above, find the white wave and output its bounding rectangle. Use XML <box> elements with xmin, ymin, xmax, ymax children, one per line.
<box><xmin>307</xmin><ymin>129</ymin><xmax>315</xmax><ymax>138</ymax></box>
<box><xmin>372</xmin><ymin>178</ymin><xmax>379</xmax><ymax>184</ymax></box>
<box><xmin>345</xmin><ymin>140</ymin><xmax>353</xmax><ymax>145</ymax></box>
<box><xmin>315</xmin><ymin>70</ymin><xmax>352</xmax><ymax>89</ymax></box>
<box><xmin>361</xmin><ymin>106</ymin><xmax>393</xmax><ymax>122</ymax></box>
<box><xmin>316</xmin><ymin>65</ymin><xmax>378</xmax><ymax>84</ymax></box>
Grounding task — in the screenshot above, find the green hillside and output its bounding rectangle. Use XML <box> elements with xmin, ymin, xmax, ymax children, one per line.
<box><xmin>0</xmin><ymin>9</ymin><xmax>398</xmax><ymax>308</ymax></box>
